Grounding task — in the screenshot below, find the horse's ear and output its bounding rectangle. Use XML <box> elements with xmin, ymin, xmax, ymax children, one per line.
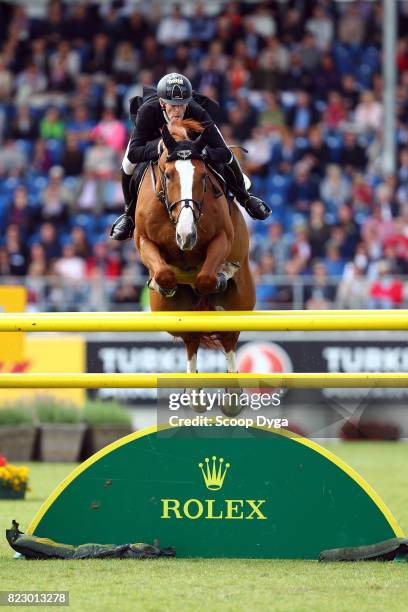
<box><xmin>161</xmin><ymin>124</ymin><xmax>176</xmax><ymax>152</ymax></box>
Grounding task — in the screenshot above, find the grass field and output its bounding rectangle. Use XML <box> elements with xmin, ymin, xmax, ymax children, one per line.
<box><xmin>1</xmin><ymin>442</ymin><xmax>407</xmax><ymax>612</ymax></box>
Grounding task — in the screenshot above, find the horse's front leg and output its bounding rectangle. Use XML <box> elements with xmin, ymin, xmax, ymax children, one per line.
<box><xmin>195</xmin><ymin>231</ymin><xmax>230</xmax><ymax>294</ymax></box>
<box><xmin>137</xmin><ymin>235</ymin><xmax>177</xmax><ymax>294</ymax></box>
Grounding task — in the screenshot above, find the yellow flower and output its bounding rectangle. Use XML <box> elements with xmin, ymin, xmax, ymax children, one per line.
<box><xmin>0</xmin><ymin>462</ymin><xmax>30</xmax><ymax>492</ymax></box>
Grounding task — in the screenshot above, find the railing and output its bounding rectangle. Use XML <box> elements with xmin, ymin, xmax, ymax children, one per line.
<box><xmin>1</xmin><ymin>274</ymin><xmax>407</xmax><ymax>311</ymax></box>
<box><xmin>2</xmin><ymin>311</ymin><xmax>408</xmax><ymax>389</ymax></box>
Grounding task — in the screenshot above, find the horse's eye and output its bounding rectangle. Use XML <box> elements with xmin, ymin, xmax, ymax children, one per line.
<box><xmin>165</xmin><ymin>172</ymin><xmax>171</xmax><ymax>180</ymax></box>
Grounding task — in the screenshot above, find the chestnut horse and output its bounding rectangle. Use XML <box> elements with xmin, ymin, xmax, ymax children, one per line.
<box><xmin>134</xmin><ymin>119</ymin><xmax>255</xmax><ymax>413</ymax></box>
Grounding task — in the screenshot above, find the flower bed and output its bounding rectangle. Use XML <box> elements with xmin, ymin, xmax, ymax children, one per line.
<box><xmin>0</xmin><ymin>454</ymin><xmax>30</xmax><ymax>500</ymax></box>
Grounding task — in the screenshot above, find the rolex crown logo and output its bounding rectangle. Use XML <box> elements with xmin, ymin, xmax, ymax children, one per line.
<box><xmin>199</xmin><ymin>456</ymin><xmax>230</xmax><ymax>491</ymax></box>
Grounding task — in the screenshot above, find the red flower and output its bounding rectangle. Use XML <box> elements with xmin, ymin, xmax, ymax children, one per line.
<box><xmin>0</xmin><ymin>454</ymin><xmax>7</xmax><ymax>466</ymax></box>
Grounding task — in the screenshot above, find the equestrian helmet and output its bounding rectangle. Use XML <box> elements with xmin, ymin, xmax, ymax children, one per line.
<box><xmin>157</xmin><ymin>73</ymin><xmax>193</xmax><ymax>105</ymax></box>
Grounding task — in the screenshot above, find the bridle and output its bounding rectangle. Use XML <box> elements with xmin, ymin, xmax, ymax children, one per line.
<box><xmin>155</xmin><ymin>156</ymin><xmax>208</xmax><ymax>226</ymax></box>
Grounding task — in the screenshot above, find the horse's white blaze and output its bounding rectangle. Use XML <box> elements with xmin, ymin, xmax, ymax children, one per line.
<box><xmin>177</xmin><ymin>207</ymin><xmax>194</xmax><ymax>242</ymax></box>
<box><xmin>175</xmin><ymin>159</ymin><xmax>195</xmax><ymax>241</ymax></box>
<box><xmin>175</xmin><ymin>159</ymin><xmax>194</xmax><ymax>200</ymax></box>
<box><xmin>226</xmin><ymin>350</ymin><xmax>237</xmax><ymax>373</ymax></box>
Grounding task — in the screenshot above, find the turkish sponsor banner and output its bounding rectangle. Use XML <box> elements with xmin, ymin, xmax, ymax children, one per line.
<box><xmin>86</xmin><ymin>337</ymin><xmax>408</xmax><ymax>405</ymax></box>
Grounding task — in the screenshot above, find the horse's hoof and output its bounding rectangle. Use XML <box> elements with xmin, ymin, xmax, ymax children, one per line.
<box><xmin>147</xmin><ymin>277</ymin><xmax>177</xmax><ymax>298</ymax></box>
<box><xmin>184</xmin><ymin>388</ymin><xmax>207</xmax><ymax>413</ymax></box>
<box><xmin>160</xmin><ymin>286</ymin><xmax>177</xmax><ymax>298</ymax></box>
<box><xmin>195</xmin><ymin>273</ymin><xmax>218</xmax><ymax>295</ymax></box>
<box><xmin>195</xmin><ymin>272</ymin><xmax>228</xmax><ymax>294</ymax></box>
<box><xmin>221</xmin><ymin>388</ymin><xmax>243</xmax><ymax>417</ymax></box>
<box><xmin>215</xmin><ymin>272</ymin><xmax>228</xmax><ymax>293</ymax></box>
<box><xmin>155</xmin><ymin>268</ymin><xmax>177</xmax><ymax>290</ymax></box>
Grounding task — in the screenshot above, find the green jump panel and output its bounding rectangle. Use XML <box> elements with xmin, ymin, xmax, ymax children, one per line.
<box><xmin>27</xmin><ymin>425</ymin><xmax>402</xmax><ymax>559</ymax></box>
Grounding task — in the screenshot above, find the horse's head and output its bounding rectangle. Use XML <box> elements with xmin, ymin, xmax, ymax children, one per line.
<box><xmin>160</xmin><ymin>121</ymin><xmax>208</xmax><ymax>251</ymax></box>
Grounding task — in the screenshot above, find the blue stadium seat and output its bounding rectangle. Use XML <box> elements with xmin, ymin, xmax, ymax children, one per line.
<box><xmin>63</xmin><ymin>176</ymin><xmax>80</xmax><ymax>192</ymax></box>
<box><xmin>0</xmin><ymin>194</ymin><xmax>10</xmax><ymax>227</ymax></box>
<box><xmin>32</xmin><ymin>176</ymin><xmax>48</xmax><ymax>192</ymax></box>
<box><xmin>27</xmin><ymin>232</ymin><xmax>41</xmax><ymax>248</ymax></box>
<box><xmin>249</xmin><ymin>175</ymin><xmax>266</xmax><ymax>199</ymax></box>
<box><xmin>265</xmin><ymin>174</ymin><xmax>289</xmax><ymax>210</ymax></box>
<box><xmin>15</xmin><ymin>139</ymin><xmax>33</xmax><ymax>159</ymax></box>
<box><xmin>0</xmin><ymin>177</ymin><xmax>20</xmax><ymax>195</ymax></box>
<box><xmin>333</xmin><ymin>44</ymin><xmax>354</xmax><ymax>75</ymax></box>
<box><xmin>60</xmin><ymin>232</ymin><xmax>74</xmax><ymax>247</ymax></box>
<box><xmin>362</xmin><ymin>46</ymin><xmax>380</xmax><ymax>71</ymax></box>
<box><xmin>46</xmin><ymin>139</ymin><xmax>64</xmax><ymax>165</ymax></box>
<box><xmin>356</xmin><ymin>64</ymin><xmax>374</xmax><ymax>89</ymax></box>
<box><xmin>70</xmin><ymin>213</ymin><xmax>99</xmax><ymax>236</ymax></box>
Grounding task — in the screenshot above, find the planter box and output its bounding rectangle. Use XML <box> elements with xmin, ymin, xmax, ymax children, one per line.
<box><xmin>0</xmin><ymin>484</ymin><xmax>26</xmax><ymax>500</ymax></box>
<box><xmin>39</xmin><ymin>423</ymin><xmax>87</xmax><ymax>462</ymax></box>
<box><xmin>84</xmin><ymin>424</ymin><xmax>133</xmax><ymax>457</ymax></box>
<box><xmin>0</xmin><ymin>425</ymin><xmax>36</xmax><ymax>461</ymax></box>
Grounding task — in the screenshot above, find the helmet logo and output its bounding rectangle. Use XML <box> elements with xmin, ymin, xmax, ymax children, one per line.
<box><xmin>171</xmin><ymin>84</ymin><xmax>184</xmax><ymax>99</ymax></box>
<box><xmin>168</xmin><ymin>77</ymin><xmax>183</xmax><ymax>84</ymax></box>
<box><xmin>177</xmin><ymin>150</ymin><xmax>192</xmax><ymax>160</ymax></box>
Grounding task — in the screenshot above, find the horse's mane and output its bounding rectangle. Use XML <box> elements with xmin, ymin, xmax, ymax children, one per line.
<box><xmin>168</xmin><ymin>119</ymin><xmax>205</xmax><ymax>141</ymax></box>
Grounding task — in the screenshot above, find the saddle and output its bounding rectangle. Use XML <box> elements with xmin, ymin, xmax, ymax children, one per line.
<box><xmin>129</xmin><ymin>161</ymin><xmax>151</xmax><ymax>202</ymax></box>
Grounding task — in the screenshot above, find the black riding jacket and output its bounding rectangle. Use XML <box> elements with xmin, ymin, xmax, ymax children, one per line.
<box><xmin>126</xmin><ymin>88</ymin><xmax>232</xmax><ymax>165</ymax></box>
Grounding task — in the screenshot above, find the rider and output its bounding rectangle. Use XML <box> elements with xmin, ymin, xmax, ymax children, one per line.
<box><xmin>110</xmin><ymin>73</ymin><xmax>271</xmax><ymax>241</ymax></box>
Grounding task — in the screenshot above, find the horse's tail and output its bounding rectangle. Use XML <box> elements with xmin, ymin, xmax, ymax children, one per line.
<box><xmin>191</xmin><ymin>300</ymin><xmax>225</xmax><ymax>350</ymax></box>
<box><xmin>199</xmin><ymin>333</ymin><xmax>224</xmax><ymax>350</ymax></box>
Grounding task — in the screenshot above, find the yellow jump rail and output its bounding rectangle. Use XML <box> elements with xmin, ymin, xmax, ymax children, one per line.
<box><xmin>1</xmin><ymin>310</ymin><xmax>408</xmax><ymax>332</ymax></box>
<box><xmin>0</xmin><ymin>373</ymin><xmax>408</xmax><ymax>388</ymax></box>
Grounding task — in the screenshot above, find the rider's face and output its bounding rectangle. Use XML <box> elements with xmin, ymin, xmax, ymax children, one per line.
<box><xmin>160</xmin><ymin>101</ymin><xmax>187</xmax><ymax>120</ymax></box>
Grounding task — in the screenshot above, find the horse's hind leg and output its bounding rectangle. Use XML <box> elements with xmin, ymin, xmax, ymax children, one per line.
<box><xmin>219</xmin><ymin>332</ymin><xmax>243</xmax><ymax>417</ymax></box>
<box><xmin>184</xmin><ymin>333</ymin><xmax>200</xmax><ymax>375</ymax></box>
<box><xmin>182</xmin><ymin>333</ymin><xmax>207</xmax><ymax>413</ymax></box>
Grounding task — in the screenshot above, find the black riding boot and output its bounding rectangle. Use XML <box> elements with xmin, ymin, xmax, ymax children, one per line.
<box><xmin>224</xmin><ymin>156</ymin><xmax>271</xmax><ymax>220</ymax></box>
<box><xmin>110</xmin><ymin>169</ymin><xmax>136</xmax><ymax>241</ymax></box>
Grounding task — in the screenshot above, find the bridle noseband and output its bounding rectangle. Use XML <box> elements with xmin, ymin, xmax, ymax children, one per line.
<box><xmin>156</xmin><ymin>157</ymin><xmax>207</xmax><ymax>226</ymax></box>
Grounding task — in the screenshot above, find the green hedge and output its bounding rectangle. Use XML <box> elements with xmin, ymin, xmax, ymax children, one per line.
<box><xmin>35</xmin><ymin>400</ymin><xmax>82</xmax><ymax>424</ymax></box>
<box><xmin>0</xmin><ymin>399</ymin><xmax>131</xmax><ymax>426</ymax></box>
<box><xmin>83</xmin><ymin>400</ymin><xmax>132</xmax><ymax>425</ymax></box>
<box><xmin>0</xmin><ymin>405</ymin><xmax>34</xmax><ymax>426</ymax></box>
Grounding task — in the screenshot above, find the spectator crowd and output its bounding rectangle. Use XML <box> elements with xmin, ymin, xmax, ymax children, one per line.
<box><xmin>1</xmin><ymin>0</ymin><xmax>408</xmax><ymax>310</ymax></box>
